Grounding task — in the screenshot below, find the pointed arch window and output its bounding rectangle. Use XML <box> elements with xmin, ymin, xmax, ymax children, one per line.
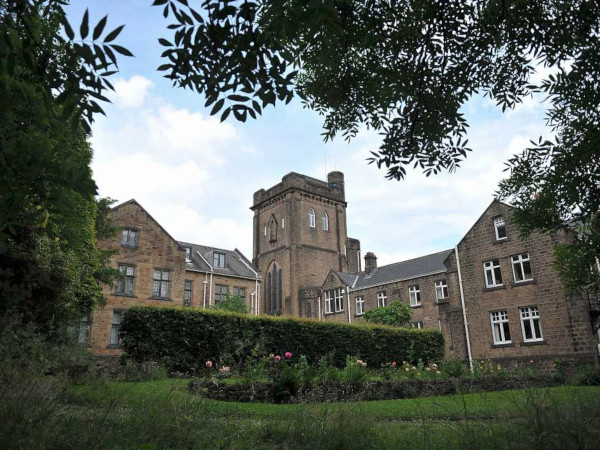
<box><xmin>269</xmin><ymin>216</ymin><xmax>277</xmax><ymax>243</ymax></box>
<box><xmin>322</xmin><ymin>212</ymin><xmax>329</xmax><ymax>231</ymax></box>
<box><xmin>266</xmin><ymin>263</ymin><xmax>283</xmax><ymax>315</ymax></box>
<box><xmin>308</xmin><ymin>208</ymin><xmax>316</xmax><ymax>228</ymax></box>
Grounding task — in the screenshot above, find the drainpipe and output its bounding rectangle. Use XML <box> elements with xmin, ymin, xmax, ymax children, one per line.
<box><xmin>346</xmin><ymin>288</ymin><xmax>352</xmax><ymax>323</ymax></box>
<box><xmin>318</xmin><ymin>296</ymin><xmax>322</xmax><ymax>321</ymax></box>
<box><xmin>203</xmin><ymin>275</ymin><xmax>208</xmax><ymax>308</ymax></box>
<box><xmin>455</xmin><ymin>245</ymin><xmax>474</xmax><ymax>372</ymax></box>
<box><xmin>197</xmin><ymin>251</ymin><xmax>213</xmax><ymax>307</ymax></box>
<box><xmin>236</xmin><ymin>252</ymin><xmax>261</xmax><ymax>315</ymax></box>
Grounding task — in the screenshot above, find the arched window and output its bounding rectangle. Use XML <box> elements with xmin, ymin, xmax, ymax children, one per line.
<box><xmin>269</xmin><ymin>216</ymin><xmax>277</xmax><ymax>242</ymax></box>
<box><xmin>322</xmin><ymin>211</ymin><xmax>329</xmax><ymax>231</ymax></box>
<box><xmin>266</xmin><ymin>262</ymin><xmax>283</xmax><ymax>315</ymax></box>
<box><xmin>308</xmin><ymin>208</ymin><xmax>316</xmax><ymax>228</ymax></box>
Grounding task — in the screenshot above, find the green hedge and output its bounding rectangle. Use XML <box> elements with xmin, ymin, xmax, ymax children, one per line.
<box><xmin>120</xmin><ymin>306</ymin><xmax>444</xmax><ymax>372</ymax></box>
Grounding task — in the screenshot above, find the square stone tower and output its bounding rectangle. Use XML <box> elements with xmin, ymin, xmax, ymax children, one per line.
<box><xmin>251</xmin><ymin>171</ymin><xmax>357</xmax><ymax>317</ymax></box>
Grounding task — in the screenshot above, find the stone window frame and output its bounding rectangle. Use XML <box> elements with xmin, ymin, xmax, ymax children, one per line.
<box><xmin>322</xmin><ymin>211</ymin><xmax>329</xmax><ymax>231</ymax></box>
<box><xmin>214</xmin><ymin>284</ymin><xmax>228</xmax><ymax>305</ymax></box>
<box><xmin>213</xmin><ymin>251</ymin><xmax>226</xmax><ymax>268</ymax></box>
<box><xmin>483</xmin><ymin>259</ymin><xmax>503</xmax><ymax>288</ymax></box>
<box><xmin>519</xmin><ymin>306</ymin><xmax>544</xmax><ymax>342</ymax></box>
<box><xmin>115</xmin><ymin>264</ymin><xmax>135</xmax><ymax>296</ymax></box>
<box><xmin>120</xmin><ymin>228</ymin><xmax>138</xmax><ymax>248</ymax></box>
<box><xmin>308</xmin><ymin>208</ymin><xmax>316</xmax><ymax>228</ymax></box>
<box><xmin>409</xmin><ymin>285</ymin><xmax>421</xmax><ymax>307</ymax></box>
<box><xmin>377</xmin><ymin>291</ymin><xmax>387</xmax><ymax>308</ymax></box>
<box><xmin>434</xmin><ymin>279</ymin><xmax>448</xmax><ymax>301</ymax></box>
<box><xmin>109</xmin><ymin>310</ymin><xmax>123</xmax><ymax>347</ymax></box>
<box><xmin>184</xmin><ymin>280</ymin><xmax>192</xmax><ymax>307</ymax></box>
<box><xmin>152</xmin><ymin>268</ymin><xmax>171</xmax><ymax>299</ymax></box>
<box><xmin>494</xmin><ymin>216</ymin><xmax>507</xmax><ymax>241</ymax></box>
<box><xmin>355</xmin><ymin>296</ymin><xmax>365</xmax><ymax>316</ymax></box>
<box><xmin>490</xmin><ymin>310</ymin><xmax>512</xmax><ymax>344</ymax></box>
<box><xmin>511</xmin><ymin>252</ymin><xmax>533</xmax><ymax>283</ymax></box>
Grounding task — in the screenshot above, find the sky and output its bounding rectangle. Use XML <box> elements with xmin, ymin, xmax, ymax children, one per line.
<box><xmin>66</xmin><ymin>2</ymin><xmax>552</xmax><ymax>266</ymax></box>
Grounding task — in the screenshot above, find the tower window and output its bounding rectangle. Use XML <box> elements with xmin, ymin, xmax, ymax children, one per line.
<box><xmin>494</xmin><ymin>217</ymin><xmax>507</xmax><ymax>240</ymax></box>
<box><xmin>308</xmin><ymin>208</ymin><xmax>316</xmax><ymax>228</ymax></box>
<box><xmin>322</xmin><ymin>212</ymin><xmax>329</xmax><ymax>231</ymax></box>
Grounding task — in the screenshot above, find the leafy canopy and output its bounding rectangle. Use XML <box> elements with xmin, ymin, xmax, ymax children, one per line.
<box><xmin>363</xmin><ymin>301</ymin><xmax>412</xmax><ymax>327</ymax></box>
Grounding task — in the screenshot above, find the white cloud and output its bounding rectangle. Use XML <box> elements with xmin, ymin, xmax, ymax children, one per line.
<box><xmin>113</xmin><ymin>75</ymin><xmax>154</xmax><ymax>108</ymax></box>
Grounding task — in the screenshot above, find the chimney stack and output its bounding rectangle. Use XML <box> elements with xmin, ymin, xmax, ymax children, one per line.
<box><xmin>364</xmin><ymin>252</ymin><xmax>377</xmax><ymax>274</ymax></box>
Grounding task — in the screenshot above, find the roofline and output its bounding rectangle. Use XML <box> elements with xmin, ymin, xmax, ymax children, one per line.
<box><xmin>250</xmin><ymin>185</ymin><xmax>347</xmax><ymax>210</ymax></box>
<box><xmin>184</xmin><ymin>267</ymin><xmax>259</xmax><ymax>282</ymax></box>
<box><xmin>195</xmin><ymin>250</ymin><xmax>213</xmax><ymax>273</ymax></box>
<box><xmin>111</xmin><ymin>199</ymin><xmax>185</xmax><ymax>251</ymax></box>
<box><xmin>234</xmin><ymin>248</ymin><xmax>261</xmax><ymax>280</ymax></box>
<box><xmin>359</xmin><ymin>248</ymin><xmax>454</xmax><ymax>274</ymax></box>
<box><xmin>349</xmin><ymin>269</ymin><xmax>447</xmax><ymax>292</ymax></box>
<box><xmin>456</xmin><ymin>199</ymin><xmax>514</xmax><ymax>247</ymax></box>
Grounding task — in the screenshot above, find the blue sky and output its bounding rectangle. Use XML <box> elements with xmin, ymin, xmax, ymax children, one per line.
<box><xmin>67</xmin><ymin>2</ymin><xmax>552</xmax><ymax>266</ymax></box>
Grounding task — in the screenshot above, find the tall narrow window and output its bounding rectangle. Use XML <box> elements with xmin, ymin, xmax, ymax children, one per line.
<box><xmin>494</xmin><ymin>217</ymin><xmax>507</xmax><ymax>240</ymax></box>
<box><xmin>435</xmin><ymin>280</ymin><xmax>448</xmax><ymax>301</ymax></box>
<box><xmin>409</xmin><ymin>285</ymin><xmax>421</xmax><ymax>307</ymax></box>
<box><xmin>120</xmin><ymin>229</ymin><xmax>138</xmax><ymax>247</ymax></box>
<box><xmin>116</xmin><ymin>265</ymin><xmax>135</xmax><ymax>295</ymax></box>
<box><xmin>185</xmin><ymin>247</ymin><xmax>192</xmax><ymax>263</ymax></box>
<box><xmin>78</xmin><ymin>315</ymin><xmax>90</xmax><ymax>345</ymax></box>
<box><xmin>213</xmin><ymin>252</ymin><xmax>226</xmax><ymax>268</ymax></box>
<box><xmin>484</xmin><ymin>259</ymin><xmax>503</xmax><ymax>287</ymax></box>
<box><xmin>334</xmin><ymin>288</ymin><xmax>344</xmax><ymax>312</ymax></box>
<box><xmin>269</xmin><ymin>217</ymin><xmax>277</xmax><ymax>242</ymax></box>
<box><xmin>356</xmin><ymin>296</ymin><xmax>365</xmax><ymax>315</ymax></box>
<box><xmin>152</xmin><ymin>269</ymin><xmax>170</xmax><ymax>298</ymax></box>
<box><xmin>281</xmin><ymin>217</ymin><xmax>285</xmax><ymax>229</ymax></box>
<box><xmin>308</xmin><ymin>208</ymin><xmax>316</xmax><ymax>228</ymax></box>
<box><xmin>377</xmin><ymin>292</ymin><xmax>387</xmax><ymax>307</ymax></box>
<box><xmin>512</xmin><ymin>253</ymin><xmax>533</xmax><ymax>283</ymax></box>
<box><xmin>214</xmin><ymin>284</ymin><xmax>228</xmax><ymax>304</ymax></box>
<box><xmin>266</xmin><ymin>264</ymin><xmax>282</xmax><ymax>314</ymax></box>
<box><xmin>233</xmin><ymin>286</ymin><xmax>246</xmax><ymax>301</ymax></box>
<box><xmin>184</xmin><ymin>280</ymin><xmax>192</xmax><ymax>307</ymax></box>
<box><xmin>322</xmin><ymin>212</ymin><xmax>329</xmax><ymax>231</ymax></box>
<box><xmin>325</xmin><ymin>290</ymin><xmax>333</xmax><ymax>314</ymax></box>
<box><xmin>490</xmin><ymin>310</ymin><xmax>511</xmax><ymax>344</ymax></box>
<box><xmin>520</xmin><ymin>306</ymin><xmax>543</xmax><ymax>342</ymax></box>
<box><xmin>110</xmin><ymin>311</ymin><xmax>122</xmax><ymax>346</ymax></box>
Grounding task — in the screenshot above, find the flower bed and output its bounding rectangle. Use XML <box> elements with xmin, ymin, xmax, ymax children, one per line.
<box><xmin>188</xmin><ymin>375</ymin><xmax>563</xmax><ymax>403</ymax></box>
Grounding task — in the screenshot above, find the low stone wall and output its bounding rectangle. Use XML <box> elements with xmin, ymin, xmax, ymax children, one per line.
<box><xmin>188</xmin><ymin>375</ymin><xmax>563</xmax><ymax>404</ymax></box>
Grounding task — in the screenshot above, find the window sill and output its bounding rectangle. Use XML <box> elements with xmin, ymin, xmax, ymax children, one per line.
<box><xmin>491</xmin><ymin>342</ymin><xmax>515</xmax><ymax>348</ymax></box>
<box><xmin>520</xmin><ymin>340</ymin><xmax>547</xmax><ymax>347</ymax></box>
<box><xmin>410</xmin><ymin>304</ymin><xmax>423</xmax><ymax>309</ymax></box>
<box><xmin>114</xmin><ymin>293</ymin><xmax>137</xmax><ymax>298</ymax></box>
<box><xmin>324</xmin><ymin>311</ymin><xmax>344</xmax><ymax>316</ymax></box>
<box><xmin>483</xmin><ymin>285</ymin><xmax>505</xmax><ymax>292</ymax></box>
<box><xmin>512</xmin><ymin>279</ymin><xmax>535</xmax><ymax>287</ymax></box>
<box><xmin>435</xmin><ymin>299</ymin><xmax>450</xmax><ymax>305</ymax></box>
<box><xmin>492</xmin><ymin>238</ymin><xmax>509</xmax><ymax>245</ymax></box>
<box><xmin>120</xmin><ymin>245</ymin><xmax>138</xmax><ymax>249</ymax></box>
<box><xmin>148</xmin><ymin>297</ymin><xmax>172</xmax><ymax>301</ymax></box>
<box><xmin>354</xmin><ymin>314</ymin><xmax>364</xmax><ymax>318</ymax></box>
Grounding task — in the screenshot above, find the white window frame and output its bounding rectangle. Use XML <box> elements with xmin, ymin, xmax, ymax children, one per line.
<box><xmin>490</xmin><ymin>310</ymin><xmax>511</xmax><ymax>344</ymax></box>
<box><xmin>281</xmin><ymin>217</ymin><xmax>285</xmax><ymax>229</ymax></box>
<box><xmin>377</xmin><ymin>292</ymin><xmax>387</xmax><ymax>308</ymax></box>
<box><xmin>110</xmin><ymin>311</ymin><xmax>122</xmax><ymax>346</ymax></box>
<box><xmin>484</xmin><ymin>259</ymin><xmax>503</xmax><ymax>288</ymax></box>
<box><xmin>185</xmin><ymin>247</ymin><xmax>192</xmax><ymax>263</ymax></box>
<box><xmin>325</xmin><ymin>290</ymin><xmax>333</xmax><ymax>314</ymax></box>
<box><xmin>334</xmin><ymin>288</ymin><xmax>344</xmax><ymax>312</ymax></box>
<box><xmin>120</xmin><ymin>229</ymin><xmax>138</xmax><ymax>247</ymax></box>
<box><xmin>435</xmin><ymin>280</ymin><xmax>448</xmax><ymax>301</ymax></box>
<box><xmin>355</xmin><ymin>296</ymin><xmax>365</xmax><ymax>316</ymax></box>
<box><xmin>494</xmin><ymin>216</ymin><xmax>507</xmax><ymax>240</ymax></box>
<box><xmin>322</xmin><ymin>211</ymin><xmax>329</xmax><ymax>231</ymax></box>
<box><xmin>409</xmin><ymin>285</ymin><xmax>421</xmax><ymax>307</ymax></box>
<box><xmin>511</xmin><ymin>253</ymin><xmax>533</xmax><ymax>283</ymax></box>
<box><xmin>520</xmin><ymin>306</ymin><xmax>543</xmax><ymax>342</ymax></box>
<box><xmin>213</xmin><ymin>252</ymin><xmax>226</xmax><ymax>268</ymax></box>
<box><xmin>308</xmin><ymin>208</ymin><xmax>316</xmax><ymax>228</ymax></box>
<box><xmin>411</xmin><ymin>321</ymin><xmax>423</xmax><ymax>329</ymax></box>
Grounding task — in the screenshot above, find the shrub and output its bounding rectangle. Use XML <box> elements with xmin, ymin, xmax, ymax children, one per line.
<box><xmin>439</xmin><ymin>359</ymin><xmax>467</xmax><ymax>378</ymax></box>
<box><xmin>574</xmin><ymin>364</ymin><xmax>600</xmax><ymax>386</ymax></box>
<box><xmin>120</xmin><ymin>306</ymin><xmax>444</xmax><ymax>372</ymax></box>
<box><xmin>341</xmin><ymin>356</ymin><xmax>368</xmax><ymax>385</ymax></box>
<box><xmin>211</xmin><ymin>294</ymin><xmax>250</xmax><ymax>314</ymax></box>
<box><xmin>363</xmin><ymin>301</ymin><xmax>412</xmax><ymax>327</ymax></box>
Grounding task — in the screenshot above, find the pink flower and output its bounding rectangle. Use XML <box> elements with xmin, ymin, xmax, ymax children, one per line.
<box><xmin>205</xmin><ymin>360</ymin><xmax>213</xmax><ymax>368</ymax></box>
<box><xmin>284</xmin><ymin>351</ymin><xmax>292</xmax><ymax>359</ymax></box>
<box><xmin>275</xmin><ymin>355</ymin><xmax>281</xmax><ymax>362</ymax></box>
<box><xmin>392</xmin><ymin>361</ymin><xmax>397</xmax><ymax>367</ymax></box>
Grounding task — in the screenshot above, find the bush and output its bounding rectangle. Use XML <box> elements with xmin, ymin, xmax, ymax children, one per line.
<box><xmin>363</xmin><ymin>301</ymin><xmax>412</xmax><ymax>327</ymax></box>
<box><xmin>574</xmin><ymin>364</ymin><xmax>600</xmax><ymax>386</ymax></box>
<box><xmin>341</xmin><ymin>356</ymin><xmax>368</xmax><ymax>384</ymax></box>
<box><xmin>439</xmin><ymin>359</ymin><xmax>467</xmax><ymax>378</ymax></box>
<box><xmin>120</xmin><ymin>306</ymin><xmax>444</xmax><ymax>372</ymax></box>
<box><xmin>211</xmin><ymin>294</ymin><xmax>250</xmax><ymax>314</ymax></box>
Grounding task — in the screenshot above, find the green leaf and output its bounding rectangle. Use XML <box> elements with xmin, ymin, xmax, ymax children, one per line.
<box><xmin>103</xmin><ymin>25</ymin><xmax>125</xmax><ymax>43</ymax></box>
<box><xmin>80</xmin><ymin>9</ymin><xmax>89</xmax><ymax>39</ymax></box>
<box><xmin>93</xmin><ymin>15</ymin><xmax>108</xmax><ymax>40</ymax></box>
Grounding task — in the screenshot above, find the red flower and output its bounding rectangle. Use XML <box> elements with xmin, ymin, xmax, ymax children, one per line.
<box><xmin>392</xmin><ymin>361</ymin><xmax>397</xmax><ymax>367</ymax></box>
<box><xmin>284</xmin><ymin>351</ymin><xmax>292</xmax><ymax>359</ymax></box>
<box><xmin>275</xmin><ymin>355</ymin><xmax>281</xmax><ymax>362</ymax></box>
<box><xmin>205</xmin><ymin>360</ymin><xmax>213</xmax><ymax>368</ymax></box>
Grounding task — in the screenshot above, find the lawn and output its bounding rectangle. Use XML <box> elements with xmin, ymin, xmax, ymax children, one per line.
<box><xmin>3</xmin><ymin>377</ymin><xmax>599</xmax><ymax>449</ymax></box>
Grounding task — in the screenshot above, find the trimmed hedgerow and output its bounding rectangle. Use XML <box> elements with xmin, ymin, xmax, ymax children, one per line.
<box><xmin>120</xmin><ymin>306</ymin><xmax>444</xmax><ymax>372</ymax></box>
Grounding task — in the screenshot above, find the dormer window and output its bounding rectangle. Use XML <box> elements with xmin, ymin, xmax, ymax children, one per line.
<box><xmin>213</xmin><ymin>251</ymin><xmax>226</xmax><ymax>268</ymax></box>
<box><xmin>120</xmin><ymin>229</ymin><xmax>138</xmax><ymax>248</ymax></box>
<box><xmin>308</xmin><ymin>208</ymin><xmax>316</xmax><ymax>228</ymax></box>
<box><xmin>494</xmin><ymin>217</ymin><xmax>507</xmax><ymax>240</ymax></box>
<box><xmin>185</xmin><ymin>247</ymin><xmax>192</xmax><ymax>263</ymax></box>
<box><xmin>322</xmin><ymin>212</ymin><xmax>329</xmax><ymax>231</ymax></box>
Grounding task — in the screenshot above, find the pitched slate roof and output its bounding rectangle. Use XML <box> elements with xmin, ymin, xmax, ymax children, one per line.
<box><xmin>334</xmin><ymin>249</ymin><xmax>453</xmax><ymax>290</ymax></box>
<box><xmin>178</xmin><ymin>241</ymin><xmax>260</xmax><ymax>280</ymax></box>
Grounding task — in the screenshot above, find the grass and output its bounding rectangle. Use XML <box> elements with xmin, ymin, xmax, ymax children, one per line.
<box><xmin>3</xmin><ymin>377</ymin><xmax>594</xmax><ymax>449</ymax></box>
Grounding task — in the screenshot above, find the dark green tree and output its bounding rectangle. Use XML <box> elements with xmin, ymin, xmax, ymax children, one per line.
<box><xmin>0</xmin><ymin>0</ymin><xmax>127</xmax><ymax>330</ymax></box>
<box><xmin>153</xmin><ymin>0</ymin><xmax>599</xmax><ymax>296</ymax></box>
<box><xmin>363</xmin><ymin>301</ymin><xmax>412</xmax><ymax>327</ymax></box>
<box><xmin>212</xmin><ymin>294</ymin><xmax>250</xmax><ymax>314</ymax></box>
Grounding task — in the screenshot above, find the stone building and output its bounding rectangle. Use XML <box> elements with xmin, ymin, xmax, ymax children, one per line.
<box><xmin>86</xmin><ymin>200</ymin><xmax>260</xmax><ymax>356</ymax></box>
